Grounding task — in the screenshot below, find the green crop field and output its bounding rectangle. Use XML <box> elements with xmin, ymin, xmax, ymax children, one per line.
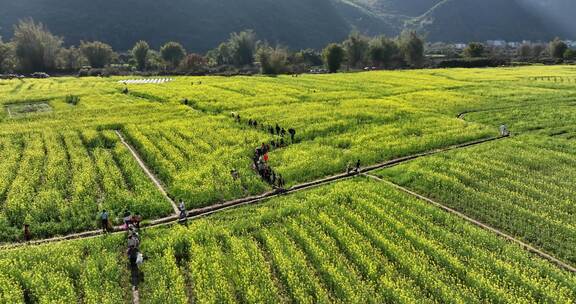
<box><xmin>377</xmin><ymin>135</ymin><xmax>576</xmax><ymax>264</ymax></box>
<box><xmin>0</xmin><ymin>66</ymin><xmax>575</xmax><ymax>302</ymax></box>
<box><xmin>1</xmin><ymin>180</ymin><xmax>575</xmax><ymax>303</ymax></box>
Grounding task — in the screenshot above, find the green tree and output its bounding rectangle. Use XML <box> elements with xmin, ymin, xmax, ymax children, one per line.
<box><xmin>343</xmin><ymin>32</ymin><xmax>369</xmax><ymax>69</ymax></box>
<box><xmin>549</xmin><ymin>38</ymin><xmax>568</xmax><ymax>59</ymax></box>
<box><xmin>517</xmin><ymin>43</ymin><xmax>532</xmax><ymax>59</ymax></box>
<box><xmin>256</xmin><ymin>44</ymin><xmax>288</xmax><ymax>75</ymax></box>
<box><xmin>323</xmin><ymin>43</ymin><xmax>345</xmax><ymax>73</ymax></box>
<box><xmin>179</xmin><ymin>53</ymin><xmax>208</xmax><ymax>73</ymax></box>
<box><xmin>564</xmin><ymin>49</ymin><xmax>576</xmax><ymax>60</ymax></box>
<box><xmin>12</xmin><ymin>19</ymin><xmax>63</xmax><ymax>72</ymax></box>
<box><xmin>369</xmin><ymin>35</ymin><xmax>399</xmax><ymax>67</ymax></box>
<box><xmin>228</xmin><ymin>30</ymin><xmax>258</xmax><ymax>66</ymax></box>
<box><xmin>398</xmin><ymin>31</ymin><xmax>425</xmax><ymax>67</ymax></box>
<box><xmin>464</xmin><ymin>42</ymin><xmax>485</xmax><ymax>58</ymax></box>
<box><xmin>532</xmin><ymin>44</ymin><xmax>545</xmax><ymax>58</ymax></box>
<box><xmin>132</xmin><ymin>40</ymin><xmax>150</xmax><ymax>71</ymax></box>
<box><xmin>294</xmin><ymin>49</ymin><xmax>323</xmax><ymax>67</ymax></box>
<box><xmin>206</xmin><ymin>42</ymin><xmax>233</xmax><ymax>66</ymax></box>
<box><xmin>0</xmin><ymin>38</ymin><xmax>14</xmax><ymax>73</ymax></box>
<box><xmin>80</xmin><ymin>41</ymin><xmax>115</xmax><ymax>68</ymax></box>
<box><xmin>146</xmin><ymin>50</ymin><xmax>165</xmax><ymax>71</ymax></box>
<box><xmin>57</xmin><ymin>46</ymin><xmax>84</xmax><ymax>71</ymax></box>
<box><xmin>160</xmin><ymin>42</ymin><xmax>186</xmax><ymax>69</ymax></box>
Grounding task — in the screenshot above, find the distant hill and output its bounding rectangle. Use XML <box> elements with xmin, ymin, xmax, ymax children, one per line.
<box><xmin>411</xmin><ymin>0</ymin><xmax>555</xmax><ymax>42</ymax></box>
<box><xmin>519</xmin><ymin>0</ymin><xmax>576</xmax><ymax>37</ymax></box>
<box><xmin>0</xmin><ymin>0</ymin><xmax>573</xmax><ymax>52</ymax></box>
<box><xmin>0</xmin><ymin>0</ymin><xmax>381</xmax><ymax>52</ymax></box>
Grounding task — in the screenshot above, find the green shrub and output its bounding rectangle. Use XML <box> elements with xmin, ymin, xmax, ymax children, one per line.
<box><xmin>65</xmin><ymin>95</ymin><xmax>80</xmax><ymax>105</ymax></box>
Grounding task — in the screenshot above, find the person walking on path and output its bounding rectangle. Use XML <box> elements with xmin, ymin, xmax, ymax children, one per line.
<box><xmin>500</xmin><ymin>125</ymin><xmax>510</xmax><ymax>137</ymax></box>
<box><xmin>100</xmin><ymin>210</ymin><xmax>110</xmax><ymax>233</ymax></box>
<box><xmin>289</xmin><ymin>128</ymin><xmax>296</xmax><ymax>142</ymax></box>
<box><xmin>131</xmin><ymin>213</ymin><xmax>142</xmax><ymax>229</ymax></box>
<box><xmin>128</xmin><ymin>233</ymin><xmax>140</xmax><ymax>250</ymax></box>
<box><xmin>277</xmin><ymin>174</ymin><xmax>285</xmax><ymax>191</ymax></box>
<box><xmin>355</xmin><ymin>159</ymin><xmax>361</xmax><ymax>173</ymax></box>
<box><xmin>127</xmin><ymin>246</ymin><xmax>140</xmax><ymax>289</ymax></box>
<box><xmin>178</xmin><ymin>200</ymin><xmax>187</xmax><ymax>222</ymax></box>
<box><xmin>123</xmin><ymin>211</ymin><xmax>132</xmax><ymax>229</ymax></box>
<box><xmin>231</xmin><ymin>169</ymin><xmax>240</xmax><ymax>181</ymax></box>
<box><xmin>23</xmin><ymin>224</ymin><xmax>31</xmax><ymax>242</ymax></box>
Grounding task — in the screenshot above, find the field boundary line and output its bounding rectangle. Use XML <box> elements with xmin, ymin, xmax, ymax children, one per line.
<box><xmin>115</xmin><ymin>130</ymin><xmax>179</xmax><ymax>214</ymax></box>
<box><xmin>362</xmin><ymin>173</ymin><xmax>576</xmax><ymax>273</ymax></box>
<box><xmin>457</xmin><ymin>102</ymin><xmax>576</xmax><ymax>120</ymax></box>
<box><xmin>0</xmin><ymin>135</ymin><xmax>505</xmax><ymax>250</ymax></box>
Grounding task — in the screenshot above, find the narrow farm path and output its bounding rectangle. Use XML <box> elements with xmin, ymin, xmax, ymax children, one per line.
<box><xmin>115</xmin><ymin>130</ymin><xmax>179</xmax><ymax>214</ymax></box>
<box><xmin>362</xmin><ymin>173</ymin><xmax>576</xmax><ymax>274</ymax></box>
<box><xmin>0</xmin><ymin>135</ymin><xmax>506</xmax><ymax>251</ymax></box>
<box><xmin>132</xmin><ymin>288</ymin><xmax>140</xmax><ymax>304</ymax></box>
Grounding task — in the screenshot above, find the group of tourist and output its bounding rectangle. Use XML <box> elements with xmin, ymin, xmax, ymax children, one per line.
<box><xmin>99</xmin><ymin>210</ymin><xmax>142</xmax><ymax>233</ymax></box>
<box><xmin>101</xmin><ymin>209</ymin><xmax>145</xmax><ymax>290</ymax></box>
<box><xmin>253</xmin><ymin>143</ymin><xmax>285</xmax><ymax>189</ymax></box>
<box><xmin>126</xmin><ymin>215</ymin><xmax>144</xmax><ymax>290</ymax></box>
<box><xmin>232</xmin><ymin>113</ymin><xmax>297</xmax><ymax>143</ymax></box>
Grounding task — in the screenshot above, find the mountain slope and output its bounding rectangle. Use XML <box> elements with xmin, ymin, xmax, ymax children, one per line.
<box><xmin>413</xmin><ymin>0</ymin><xmax>559</xmax><ymax>42</ymax></box>
<box><xmin>344</xmin><ymin>0</ymin><xmax>444</xmax><ymax>16</ymax></box>
<box><xmin>519</xmin><ymin>0</ymin><xmax>576</xmax><ymax>37</ymax></box>
<box><xmin>0</xmin><ymin>0</ymin><xmax>394</xmax><ymax>52</ymax></box>
<box><xmin>0</xmin><ymin>0</ymin><xmax>573</xmax><ymax>51</ymax></box>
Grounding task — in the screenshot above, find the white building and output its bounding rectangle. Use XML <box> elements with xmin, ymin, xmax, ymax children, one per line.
<box><xmin>486</xmin><ymin>40</ymin><xmax>507</xmax><ymax>47</ymax></box>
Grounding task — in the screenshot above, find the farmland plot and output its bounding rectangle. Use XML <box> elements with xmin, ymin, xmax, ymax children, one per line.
<box><xmin>0</xmin><ymin>129</ymin><xmax>170</xmax><ymax>242</ymax></box>
<box><xmin>0</xmin><ymin>66</ymin><xmax>574</xmax><ymax>244</ymax></box>
<box><xmin>1</xmin><ymin>66</ymin><xmax>576</xmax><ymax>301</ymax></box>
<box><xmin>136</xmin><ymin>180</ymin><xmax>576</xmax><ymax>303</ymax></box>
<box><xmin>122</xmin><ymin>117</ymin><xmax>272</xmax><ymax>208</ymax></box>
<box><xmin>0</xmin><ymin>236</ymin><xmax>129</xmax><ymax>304</ymax></box>
<box><xmin>377</xmin><ymin>135</ymin><xmax>576</xmax><ymax>265</ymax></box>
<box><xmin>1</xmin><ymin>180</ymin><xmax>575</xmax><ymax>303</ymax></box>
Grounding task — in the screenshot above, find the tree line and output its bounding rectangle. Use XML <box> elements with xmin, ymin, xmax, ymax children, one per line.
<box><xmin>0</xmin><ymin>19</ymin><xmax>425</xmax><ymax>75</ymax></box>
<box><xmin>461</xmin><ymin>38</ymin><xmax>575</xmax><ymax>60</ymax></box>
<box><xmin>1</xmin><ymin>19</ymin><xmax>572</xmax><ymax>76</ymax></box>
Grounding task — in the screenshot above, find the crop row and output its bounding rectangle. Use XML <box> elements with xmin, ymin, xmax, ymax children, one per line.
<box><xmin>0</xmin><ymin>236</ymin><xmax>128</xmax><ymax>304</ymax></box>
<box><xmin>122</xmin><ymin>118</ymin><xmax>271</xmax><ymax>207</ymax></box>
<box><xmin>0</xmin><ymin>129</ymin><xmax>170</xmax><ymax>241</ymax></box>
<box><xmin>133</xmin><ymin>179</ymin><xmax>576</xmax><ymax>303</ymax></box>
<box><xmin>1</xmin><ymin>179</ymin><xmax>574</xmax><ymax>302</ymax></box>
<box><xmin>378</xmin><ymin>135</ymin><xmax>576</xmax><ymax>265</ymax></box>
<box><xmin>123</xmin><ymin>101</ymin><xmax>494</xmax><ymax>208</ymax></box>
<box><xmin>464</xmin><ymin>102</ymin><xmax>576</xmax><ymax>136</ymax></box>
